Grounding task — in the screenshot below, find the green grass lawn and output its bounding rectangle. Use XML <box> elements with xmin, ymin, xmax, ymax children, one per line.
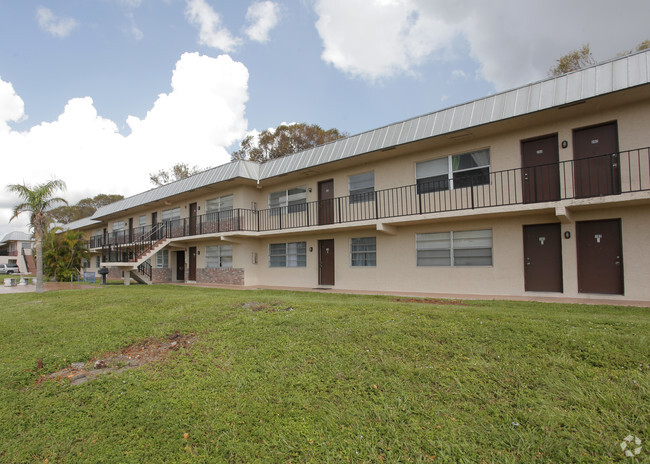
<box><xmin>0</xmin><ymin>286</ymin><xmax>648</xmax><ymax>463</ymax></box>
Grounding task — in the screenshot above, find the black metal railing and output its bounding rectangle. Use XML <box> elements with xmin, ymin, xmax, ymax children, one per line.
<box><xmin>92</xmin><ymin>148</ymin><xmax>650</xmax><ymax>262</ymax></box>
<box><xmin>137</xmin><ymin>260</ymin><xmax>152</xmax><ymax>280</ymax></box>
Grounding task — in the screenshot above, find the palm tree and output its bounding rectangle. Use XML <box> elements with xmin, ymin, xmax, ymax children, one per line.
<box><xmin>7</xmin><ymin>180</ymin><xmax>67</xmax><ymax>293</ymax></box>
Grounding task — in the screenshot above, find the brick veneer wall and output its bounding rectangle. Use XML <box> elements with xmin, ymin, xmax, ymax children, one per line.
<box><xmin>107</xmin><ymin>267</ymin><xmax>122</xmax><ymax>279</ymax></box>
<box><xmin>196</xmin><ymin>268</ymin><xmax>244</xmax><ymax>285</ymax></box>
<box><xmin>152</xmin><ymin>268</ymin><xmax>172</xmax><ymax>283</ymax></box>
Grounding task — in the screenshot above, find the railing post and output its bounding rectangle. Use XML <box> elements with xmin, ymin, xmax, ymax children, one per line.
<box><xmin>374</xmin><ymin>191</ymin><xmax>379</xmax><ymax>219</ymax></box>
<box><xmin>337</xmin><ymin>197</ymin><xmax>342</xmax><ymax>223</ymax></box>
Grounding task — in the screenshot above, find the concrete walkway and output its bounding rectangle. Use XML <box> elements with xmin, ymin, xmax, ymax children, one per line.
<box><xmin>2</xmin><ymin>279</ymin><xmax>648</xmax><ymax>307</ymax></box>
<box><xmin>0</xmin><ymin>281</ymin><xmax>99</xmax><ymax>294</ymax></box>
<box><xmin>169</xmin><ymin>282</ymin><xmax>650</xmax><ymax>308</ymax></box>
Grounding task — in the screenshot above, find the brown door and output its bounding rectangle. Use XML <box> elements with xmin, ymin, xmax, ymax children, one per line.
<box><xmin>576</xmin><ymin>219</ymin><xmax>623</xmax><ymax>294</ymax></box>
<box><xmin>318</xmin><ymin>239</ymin><xmax>335</xmax><ymax>285</ymax></box>
<box><xmin>318</xmin><ymin>180</ymin><xmax>334</xmax><ymax>225</ymax></box>
<box><xmin>128</xmin><ymin>217</ymin><xmax>134</xmax><ymax>242</ymax></box>
<box><xmin>188</xmin><ymin>247</ymin><xmax>197</xmax><ymax>281</ymax></box>
<box><xmin>176</xmin><ymin>250</ymin><xmax>185</xmax><ymax>281</ymax></box>
<box><xmin>523</xmin><ymin>223</ymin><xmax>563</xmax><ymax>292</ymax></box>
<box><xmin>151</xmin><ymin>212</ymin><xmax>159</xmax><ymax>239</ymax></box>
<box><xmin>189</xmin><ymin>203</ymin><xmax>198</xmax><ymax>235</ymax></box>
<box><xmin>573</xmin><ymin>122</ymin><xmax>620</xmax><ymax>198</ymax></box>
<box><xmin>521</xmin><ymin>134</ymin><xmax>560</xmax><ymax>203</ymax></box>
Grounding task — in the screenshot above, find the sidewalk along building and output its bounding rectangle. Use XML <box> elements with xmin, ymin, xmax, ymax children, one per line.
<box><xmin>0</xmin><ymin>231</ymin><xmax>35</xmax><ymax>274</ymax></box>
<box><xmin>70</xmin><ymin>50</ymin><xmax>650</xmax><ymax>302</ymax></box>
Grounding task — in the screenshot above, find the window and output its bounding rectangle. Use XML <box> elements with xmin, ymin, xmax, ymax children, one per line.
<box><xmin>113</xmin><ymin>220</ymin><xmax>125</xmax><ymax>231</ymax></box>
<box><xmin>416</xmin><ymin>149</ymin><xmax>490</xmax><ymax>193</ymax></box>
<box><xmin>269</xmin><ymin>186</ymin><xmax>306</xmax><ymax>215</ymax></box>
<box><xmin>139</xmin><ymin>215</ymin><xmax>146</xmax><ymax>226</ymax></box>
<box><xmin>162</xmin><ymin>207</ymin><xmax>180</xmax><ymax>222</ymax></box>
<box><xmin>269</xmin><ymin>242</ymin><xmax>306</xmax><ymax>267</ymax></box>
<box><xmin>351</xmin><ymin>237</ymin><xmax>376</xmax><ymax>267</ymax></box>
<box><xmin>349</xmin><ymin>172</ymin><xmax>374</xmax><ymax>203</ymax></box>
<box><xmin>206</xmin><ymin>194</ymin><xmax>233</xmax><ymax>213</ymax></box>
<box><xmin>156</xmin><ymin>250</ymin><xmax>169</xmax><ymax>268</ymax></box>
<box><xmin>21</xmin><ymin>242</ymin><xmax>31</xmax><ymax>250</ymax></box>
<box><xmin>416</xmin><ymin>229</ymin><xmax>492</xmax><ymax>266</ymax></box>
<box><xmin>205</xmin><ymin>245</ymin><xmax>233</xmax><ymax>268</ymax></box>
<box><xmin>96</xmin><ymin>256</ymin><xmax>100</xmax><ymax>268</ymax></box>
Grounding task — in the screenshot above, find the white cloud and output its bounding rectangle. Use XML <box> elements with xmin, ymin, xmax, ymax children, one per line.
<box><xmin>314</xmin><ymin>0</ymin><xmax>457</xmax><ymax>81</ymax></box>
<box><xmin>0</xmin><ymin>79</ymin><xmax>25</xmax><ymax>133</ymax></box>
<box><xmin>245</xmin><ymin>1</ymin><xmax>281</xmax><ymax>43</ymax></box>
<box><xmin>0</xmin><ymin>53</ymin><xmax>249</xmax><ymax>237</ymax></box>
<box><xmin>185</xmin><ymin>0</ymin><xmax>241</xmax><ymax>52</ymax></box>
<box><xmin>451</xmin><ymin>69</ymin><xmax>466</xmax><ymax>79</ymax></box>
<box><xmin>35</xmin><ymin>7</ymin><xmax>78</xmax><ymax>38</ymax></box>
<box><xmin>313</xmin><ymin>0</ymin><xmax>650</xmax><ymax>89</ymax></box>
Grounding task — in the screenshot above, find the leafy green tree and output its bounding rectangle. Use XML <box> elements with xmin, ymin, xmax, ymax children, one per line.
<box><xmin>7</xmin><ymin>179</ymin><xmax>67</xmax><ymax>293</ymax></box>
<box><xmin>49</xmin><ymin>193</ymin><xmax>125</xmax><ymax>224</ymax></box>
<box><xmin>548</xmin><ymin>44</ymin><xmax>595</xmax><ymax>77</ymax></box>
<box><xmin>149</xmin><ymin>163</ymin><xmax>202</xmax><ymax>187</ymax></box>
<box><xmin>42</xmin><ymin>228</ymin><xmax>89</xmax><ymax>282</ymax></box>
<box><xmin>231</xmin><ymin>123</ymin><xmax>347</xmax><ymax>163</ymax></box>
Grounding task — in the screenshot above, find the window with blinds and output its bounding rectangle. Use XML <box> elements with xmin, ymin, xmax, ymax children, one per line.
<box><xmin>416</xmin><ymin>149</ymin><xmax>490</xmax><ymax>193</ymax></box>
<box><xmin>351</xmin><ymin>237</ymin><xmax>376</xmax><ymax>267</ymax></box>
<box><xmin>348</xmin><ymin>171</ymin><xmax>374</xmax><ymax>204</ymax></box>
<box><xmin>416</xmin><ymin>229</ymin><xmax>492</xmax><ymax>266</ymax></box>
<box><xmin>269</xmin><ymin>242</ymin><xmax>306</xmax><ymax>267</ymax></box>
<box><xmin>269</xmin><ymin>186</ymin><xmax>306</xmax><ymax>215</ymax></box>
<box><xmin>205</xmin><ymin>245</ymin><xmax>233</xmax><ymax>268</ymax></box>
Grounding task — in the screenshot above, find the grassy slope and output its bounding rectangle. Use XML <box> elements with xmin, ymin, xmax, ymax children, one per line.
<box><xmin>0</xmin><ymin>286</ymin><xmax>648</xmax><ymax>463</ymax></box>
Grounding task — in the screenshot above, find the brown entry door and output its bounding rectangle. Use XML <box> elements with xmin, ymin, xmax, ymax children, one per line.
<box><xmin>176</xmin><ymin>250</ymin><xmax>185</xmax><ymax>281</ymax></box>
<box><xmin>318</xmin><ymin>239</ymin><xmax>335</xmax><ymax>285</ymax></box>
<box><xmin>523</xmin><ymin>223</ymin><xmax>563</xmax><ymax>292</ymax></box>
<box><xmin>188</xmin><ymin>247</ymin><xmax>197</xmax><ymax>281</ymax></box>
<box><xmin>318</xmin><ymin>180</ymin><xmax>334</xmax><ymax>225</ymax></box>
<box><xmin>576</xmin><ymin>219</ymin><xmax>623</xmax><ymax>294</ymax></box>
<box><xmin>521</xmin><ymin>134</ymin><xmax>560</xmax><ymax>203</ymax></box>
<box><xmin>189</xmin><ymin>203</ymin><xmax>198</xmax><ymax>235</ymax></box>
<box><xmin>573</xmin><ymin>122</ymin><xmax>620</xmax><ymax>198</ymax></box>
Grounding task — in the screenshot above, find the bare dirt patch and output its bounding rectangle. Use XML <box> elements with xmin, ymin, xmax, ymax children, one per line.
<box><xmin>393</xmin><ymin>297</ymin><xmax>473</xmax><ymax>306</ymax></box>
<box><xmin>38</xmin><ymin>332</ymin><xmax>195</xmax><ymax>386</ymax></box>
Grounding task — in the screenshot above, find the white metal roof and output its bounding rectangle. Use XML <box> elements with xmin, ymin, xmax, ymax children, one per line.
<box><xmin>88</xmin><ymin>50</ymin><xmax>650</xmax><ymax>221</ymax></box>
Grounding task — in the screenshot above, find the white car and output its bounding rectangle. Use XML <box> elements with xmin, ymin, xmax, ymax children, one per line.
<box><xmin>0</xmin><ymin>264</ymin><xmax>20</xmax><ymax>274</ymax></box>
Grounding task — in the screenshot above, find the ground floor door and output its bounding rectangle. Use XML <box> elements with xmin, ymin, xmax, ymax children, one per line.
<box><xmin>176</xmin><ymin>250</ymin><xmax>185</xmax><ymax>281</ymax></box>
<box><xmin>523</xmin><ymin>223</ymin><xmax>563</xmax><ymax>292</ymax></box>
<box><xmin>521</xmin><ymin>134</ymin><xmax>560</xmax><ymax>203</ymax></box>
<box><xmin>188</xmin><ymin>246</ymin><xmax>197</xmax><ymax>281</ymax></box>
<box><xmin>576</xmin><ymin>219</ymin><xmax>623</xmax><ymax>294</ymax></box>
<box><xmin>318</xmin><ymin>239</ymin><xmax>335</xmax><ymax>285</ymax></box>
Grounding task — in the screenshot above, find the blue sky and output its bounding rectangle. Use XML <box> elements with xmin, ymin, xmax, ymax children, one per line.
<box><xmin>1</xmin><ymin>0</ymin><xmax>648</xmax><ymax>236</ymax></box>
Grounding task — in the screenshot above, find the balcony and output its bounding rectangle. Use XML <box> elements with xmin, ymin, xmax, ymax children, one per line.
<box><xmin>92</xmin><ymin>148</ymin><xmax>650</xmax><ymax>262</ymax></box>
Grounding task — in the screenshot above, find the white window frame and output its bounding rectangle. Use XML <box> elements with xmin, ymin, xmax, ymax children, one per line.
<box><xmin>139</xmin><ymin>215</ymin><xmax>146</xmax><ymax>227</ymax></box>
<box><xmin>269</xmin><ymin>242</ymin><xmax>306</xmax><ymax>267</ymax></box>
<box><xmin>156</xmin><ymin>249</ymin><xmax>169</xmax><ymax>268</ymax></box>
<box><xmin>206</xmin><ymin>194</ymin><xmax>234</xmax><ymax>213</ymax></box>
<box><xmin>350</xmin><ymin>237</ymin><xmax>376</xmax><ymax>267</ymax></box>
<box><xmin>416</xmin><ymin>149</ymin><xmax>490</xmax><ymax>193</ymax></box>
<box><xmin>416</xmin><ymin>229</ymin><xmax>493</xmax><ymax>266</ymax></box>
<box><xmin>269</xmin><ymin>186</ymin><xmax>306</xmax><ymax>215</ymax></box>
<box><xmin>348</xmin><ymin>171</ymin><xmax>374</xmax><ymax>204</ymax></box>
<box><xmin>205</xmin><ymin>245</ymin><xmax>233</xmax><ymax>268</ymax></box>
<box><xmin>161</xmin><ymin>207</ymin><xmax>181</xmax><ymax>223</ymax></box>
<box><xmin>112</xmin><ymin>220</ymin><xmax>125</xmax><ymax>231</ymax></box>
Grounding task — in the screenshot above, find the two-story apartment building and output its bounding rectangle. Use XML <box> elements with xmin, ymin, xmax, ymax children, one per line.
<box><xmin>0</xmin><ymin>231</ymin><xmax>35</xmax><ymax>274</ymax></box>
<box><xmin>72</xmin><ymin>50</ymin><xmax>650</xmax><ymax>302</ymax></box>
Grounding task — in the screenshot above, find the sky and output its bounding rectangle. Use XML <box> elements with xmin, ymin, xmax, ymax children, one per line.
<box><xmin>1</xmin><ymin>0</ymin><xmax>648</xmax><ymax>237</ymax></box>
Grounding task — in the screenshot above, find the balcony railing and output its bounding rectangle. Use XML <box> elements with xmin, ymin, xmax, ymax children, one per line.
<box><xmin>93</xmin><ymin>148</ymin><xmax>650</xmax><ymax>261</ymax></box>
